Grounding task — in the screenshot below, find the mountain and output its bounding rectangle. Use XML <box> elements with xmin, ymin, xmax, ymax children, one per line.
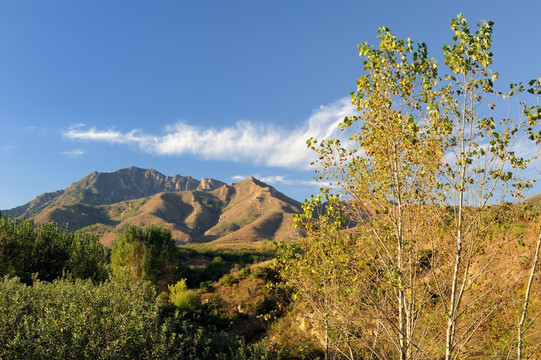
<box><xmin>3</xmin><ymin>168</ymin><xmax>303</xmax><ymax>246</ymax></box>
<box><xmin>5</xmin><ymin>167</ymin><xmax>225</xmax><ymax>218</ymax></box>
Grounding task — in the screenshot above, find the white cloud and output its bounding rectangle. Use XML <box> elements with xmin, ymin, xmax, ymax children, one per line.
<box><xmin>64</xmin><ymin>124</ymin><xmax>156</xmax><ymax>147</ymax></box>
<box><xmin>231</xmin><ymin>174</ymin><xmax>322</xmax><ymax>188</ymax></box>
<box><xmin>231</xmin><ymin>175</ymin><xmax>245</xmax><ymax>181</ymax></box>
<box><xmin>63</xmin><ymin>98</ymin><xmax>354</xmax><ymax>169</ymax></box>
<box><xmin>61</xmin><ymin>149</ymin><xmax>86</xmax><ymax>158</ymax></box>
<box><xmin>257</xmin><ymin>175</ymin><xmax>321</xmax><ymax>187</ymax></box>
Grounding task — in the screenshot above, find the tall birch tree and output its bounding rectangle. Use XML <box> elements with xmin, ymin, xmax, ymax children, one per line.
<box><xmin>279</xmin><ymin>15</ymin><xmax>538</xmax><ymax>359</ymax></box>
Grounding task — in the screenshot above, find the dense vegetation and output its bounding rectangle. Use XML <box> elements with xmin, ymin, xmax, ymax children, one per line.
<box><xmin>0</xmin><ymin>213</ymin><xmax>286</xmax><ymax>359</ymax></box>
<box><xmin>0</xmin><ymin>275</ymin><xmax>284</xmax><ymax>359</ymax></box>
<box><xmin>0</xmin><ymin>215</ymin><xmax>109</xmax><ymax>284</ymax></box>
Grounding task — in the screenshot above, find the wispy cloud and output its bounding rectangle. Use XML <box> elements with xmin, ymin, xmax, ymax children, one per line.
<box><xmin>63</xmin><ymin>98</ymin><xmax>354</xmax><ymax>169</ymax></box>
<box><xmin>0</xmin><ymin>146</ymin><xmax>16</xmax><ymax>155</ymax></box>
<box><xmin>231</xmin><ymin>174</ymin><xmax>323</xmax><ymax>188</ymax></box>
<box><xmin>64</xmin><ymin>124</ymin><xmax>156</xmax><ymax>146</ymax></box>
<box><xmin>257</xmin><ymin>175</ymin><xmax>320</xmax><ymax>187</ymax></box>
<box><xmin>27</xmin><ymin>126</ymin><xmax>48</xmax><ymax>135</ymax></box>
<box><xmin>61</xmin><ymin>149</ymin><xmax>86</xmax><ymax>158</ymax></box>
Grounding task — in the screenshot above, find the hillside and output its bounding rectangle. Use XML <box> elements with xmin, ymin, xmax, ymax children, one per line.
<box><xmin>3</xmin><ymin>168</ymin><xmax>303</xmax><ymax>246</ymax></box>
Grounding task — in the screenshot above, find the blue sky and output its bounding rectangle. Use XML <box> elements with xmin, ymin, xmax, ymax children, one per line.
<box><xmin>1</xmin><ymin>1</ymin><xmax>540</xmax><ymax>209</ymax></box>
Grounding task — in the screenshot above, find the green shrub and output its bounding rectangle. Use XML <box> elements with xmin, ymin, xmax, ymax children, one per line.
<box><xmin>219</xmin><ymin>273</ymin><xmax>238</xmax><ymax>287</ymax></box>
<box><xmin>239</xmin><ymin>266</ymin><xmax>251</xmax><ymax>279</ymax></box>
<box><xmin>0</xmin><ymin>275</ymin><xmax>162</xmax><ymax>359</ymax></box>
<box><xmin>199</xmin><ymin>280</ymin><xmax>214</xmax><ymax>292</ymax></box>
<box><xmin>0</xmin><ymin>276</ymin><xmax>284</xmax><ymax>359</ymax></box>
<box><xmin>252</xmin><ymin>266</ymin><xmax>274</xmax><ymax>280</ymax></box>
<box><xmin>169</xmin><ymin>279</ymin><xmax>201</xmax><ymax>311</ymax></box>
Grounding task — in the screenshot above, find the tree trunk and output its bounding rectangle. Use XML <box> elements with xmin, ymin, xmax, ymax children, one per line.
<box><xmin>518</xmin><ymin>234</ymin><xmax>541</xmax><ymax>359</ymax></box>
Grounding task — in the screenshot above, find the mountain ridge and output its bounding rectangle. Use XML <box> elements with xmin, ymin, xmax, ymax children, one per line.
<box><xmin>4</xmin><ymin>167</ymin><xmax>226</xmax><ymax>218</ymax></box>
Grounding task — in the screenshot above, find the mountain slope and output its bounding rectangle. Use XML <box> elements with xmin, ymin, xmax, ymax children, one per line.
<box><xmin>205</xmin><ymin>177</ymin><xmax>302</xmax><ymax>245</ymax></box>
<box><xmin>4</xmin><ymin>168</ymin><xmax>302</xmax><ymax>246</ymax></box>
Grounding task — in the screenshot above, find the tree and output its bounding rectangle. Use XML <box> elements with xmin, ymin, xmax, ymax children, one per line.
<box><xmin>111</xmin><ymin>224</ymin><xmax>178</xmax><ymax>292</ymax></box>
<box><xmin>279</xmin><ymin>190</ymin><xmax>365</xmax><ymax>359</ymax></box>
<box><xmin>436</xmin><ymin>16</ymin><xmax>531</xmax><ymax>359</ymax></box>
<box><xmin>279</xmin><ymin>15</ymin><xmax>538</xmax><ymax>359</ymax></box>
<box><xmin>516</xmin><ymin>78</ymin><xmax>541</xmax><ymax>360</ymax></box>
<box><xmin>0</xmin><ymin>214</ymin><xmax>109</xmax><ymax>284</ymax></box>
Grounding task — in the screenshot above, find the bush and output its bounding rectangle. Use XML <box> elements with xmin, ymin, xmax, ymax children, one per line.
<box><xmin>0</xmin><ymin>275</ymin><xmax>162</xmax><ymax>359</ymax></box>
<box><xmin>219</xmin><ymin>273</ymin><xmax>238</xmax><ymax>287</ymax></box>
<box><xmin>169</xmin><ymin>279</ymin><xmax>201</xmax><ymax>311</ymax></box>
<box><xmin>199</xmin><ymin>280</ymin><xmax>214</xmax><ymax>292</ymax></box>
<box><xmin>239</xmin><ymin>266</ymin><xmax>251</xmax><ymax>279</ymax></box>
<box><xmin>0</xmin><ymin>276</ymin><xmax>284</xmax><ymax>359</ymax></box>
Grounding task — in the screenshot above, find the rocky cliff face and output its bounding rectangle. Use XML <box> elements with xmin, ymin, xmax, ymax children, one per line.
<box><xmin>5</xmin><ymin>167</ymin><xmax>225</xmax><ymax>218</ymax></box>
